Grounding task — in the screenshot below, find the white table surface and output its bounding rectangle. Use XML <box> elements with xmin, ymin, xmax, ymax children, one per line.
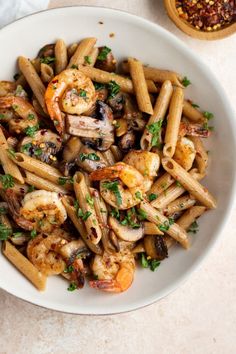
<box><xmin>1</xmin><ymin>1</ymin><xmax>236</xmax><ymax>353</ymax></box>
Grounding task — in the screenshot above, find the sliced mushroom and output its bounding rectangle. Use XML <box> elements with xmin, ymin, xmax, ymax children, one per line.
<box><xmin>59</xmin><ymin>239</ymin><xmax>90</xmax><ymax>260</ymax></box>
<box><xmin>18</xmin><ymin>129</ymin><xmax>62</xmax><ymax>164</ymax></box>
<box><xmin>95</xmin><ymin>46</ymin><xmax>116</xmax><ymax>72</ymax></box>
<box><xmin>76</xmin><ymin>145</ymin><xmax>108</xmax><ymax>173</ymax></box>
<box><xmin>118</xmin><ymin>130</ymin><xmax>136</xmax><ymax>152</ymax></box>
<box><xmin>144</xmin><ymin>235</ymin><xmax>168</xmax><ymax>260</ymax></box>
<box><xmin>107</xmin><ymin>92</ymin><xmax>124</xmax><ymax>112</ymax></box>
<box><xmin>37</xmin><ymin>43</ymin><xmax>55</xmax><ymax>59</ymax></box>
<box><xmin>109</xmin><ymin>216</ymin><xmax>144</xmax><ymax>242</ymax></box>
<box><xmin>123</xmin><ymin>93</ymin><xmax>142</xmax><ymax>120</ymax></box>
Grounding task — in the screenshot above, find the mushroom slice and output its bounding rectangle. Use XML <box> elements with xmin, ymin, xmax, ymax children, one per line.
<box><xmin>19</xmin><ymin>129</ymin><xmax>62</xmax><ymax>164</ymax></box>
<box><xmin>144</xmin><ymin>235</ymin><xmax>168</xmax><ymax>261</ymax></box>
<box><xmin>118</xmin><ymin>130</ymin><xmax>136</xmax><ymax>152</ymax></box>
<box><xmin>95</xmin><ymin>46</ymin><xmax>116</xmax><ymax>72</ymax></box>
<box><xmin>109</xmin><ymin>216</ymin><xmax>144</xmax><ymax>242</ymax></box>
<box><xmin>76</xmin><ymin>145</ymin><xmax>108</xmax><ymax>173</ymax></box>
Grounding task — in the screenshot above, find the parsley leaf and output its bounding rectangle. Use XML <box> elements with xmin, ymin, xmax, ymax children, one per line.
<box><xmin>176</xmin><ymin>180</ymin><xmax>182</xmax><ymax>187</ymax></box>
<box><xmin>64</xmin><ymin>265</ymin><xmax>74</xmax><ymax>273</ymax></box>
<box><xmin>203</xmin><ymin>111</ymin><xmax>214</xmax><ymax>120</ymax></box>
<box><xmin>188</xmin><ymin>221</ymin><xmax>199</xmax><ymax>234</ymax></box>
<box><xmin>140</xmin><ymin>253</ymin><xmax>160</xmax><ymax>272</ymax></box>
<box><xmin>110</xmin><ymin>208</ymin><xmax>120</xmax><ymax>219</ymax></box>
<box><xmin>77</xmin><ymin>208</ymin><xmax>92</xmax><ymax>221</ymax></box>
<box><xmin>86</xmin><ymin>194</ymin><xmax>94</xmax><ymax>207</ymax></box>
<box><xmin>97</xmin><ymin>46</ymin><xmax>111</xmax><ymax>61</ymax></box>
<box><xmin>0</xmin><ymin>174</ymin><xmax>14</xmax><ymax>189</ymax></box>
<box><xmin>58</xmin><ymin>177</ymin><xmax>74</xmax><ymax>185</ymax></box>
<box><xmin>158</xmin><ymin>218</ymin><xmax>174</xmax><ymax>232</ymax></box>
<box><xmin>191</xmin><ymin>103</ymin><xmax>199</xmax><ymax>108</ymax></box>
<box><xmin>108</xmin><ymin>80</ymin><xmax>120</xmax><ymax>98</ymax></box>
<box><xmin>79</xmin><ymin>153</ymin><xmax>100</xmax><ymax>162</ymax></box>
<box><xmin>25</xmin><ymin>124</ymin><xmax>39</xmax><ymax>137</ymax></box>
<box><xmin>12</xmin><ymin>232</ymin><xmax>23</xmax><ymax>238</ymax></box>
<box><xmin>40</xmin><ymin>56</ymin><xmax>56</xmax><ymax>64</ymax></box>
<box><xmin>120</xmin><ymin>209</ymin><xmax>141</xmax><ymax>229</ymax></box>
<box><xmin>84</xmin><ymin>55</ymin><xmax>92</xmax><ymax>64</ymax></box>
<box><xmin>147</xmin><ymin>120</ymin><xmax>163</xmax><ymax>147</ymax></box>
<box><xmin>7</xmin><ymin>149</ymin><xmax>16</xmax><ymax>159</ymax></box>
<box><xmin>67</xmin><ymin>282</ymin><xmax>77</xmax><ymax>291</ymax></box>
<box><xmin>0</xmin><ymin>222</ymin><xmax>12</xmax><ymax>240</ymax></box>
<box><xmin>148</xmin><ymin>193</ymin><xmax>157</xmax><ymax>202</ymax></box>
<box><xmin>71</xmin><ymin>64</ymin><xmax>78</xmax><ymax>69</ymax></box>
<box><xmin>30</xmin><ymin>230</ymin><xmax>37</xmax><ymax>238</ymax></box>
<box><xmin>28</xmin><ymin>185</ymin><xmax>35</xmax><ymax>193</ymax></box>
<box><xmin>28</xmin><ymin>113</ymin><xmax>35</xmax><ymax>120</ymax></box>
<box><xmin>79</xmin><ymin>89</ymin><xmax>87</xmax><ymax>98</ymax></box>
<box><xmin>135</xmin><ymin>191</ymin><xmax>143</xmax><ymax>200</ymax></box>
<box><xmin>102</xmin><ymin>181</ymin><xmax>122</xmax><ymax>206</ymax></box>
<box><xmin>137</xmin><ymin>208</ymin><xmax>147</xmax><ymax>221</ymax></box>
<box><xmin>182</xmin><ymin>76</ymin><xmax>191</xmax><ymax>87</ymax></box>
<box><xmin>0</xmin><ymin>207</ymin><xmax>7</xmax><ymax>214</ymax></box>
<box><xmin>93</xmin><ymin>82</ymin><xmax>106</xmax><ymax>91</ymax></box>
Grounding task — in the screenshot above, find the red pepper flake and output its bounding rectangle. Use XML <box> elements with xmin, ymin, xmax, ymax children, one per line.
<box><xmin>176</xmin><ymin>0</ymin><xmax>236</xmax><ymax>31</ymax></box>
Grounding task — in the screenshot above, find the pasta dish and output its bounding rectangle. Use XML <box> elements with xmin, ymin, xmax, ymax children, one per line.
<box><xmin>0</xmin><ymin>37</ymin><xmax>216</xmax><ymax>293</ymax></box>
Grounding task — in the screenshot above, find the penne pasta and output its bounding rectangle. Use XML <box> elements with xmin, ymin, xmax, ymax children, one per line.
<box><xmin>176</xmin><ymin>206</ymin><xmax>206</xmax><ymax>230</ymax></box>
<box><xmin>2</xmin><ymin>241</ymin><xmax>47</xmax><ymax>291</ymax></box>
<box><xmin>0</xmin><ymin>127</ymin><xmax>24</xmax><ymax>184</ymax></box>
<box><xmin>67</xmin><ymin>37</ymin><xmax>97</xmax><ymax>68</ymax></box>
<box><xmin>128</xmin><ymin>57</ymin><xmax>153</xmax><ymax>115</ymax></box>
<box><xmin>183</xmin><ymin>100</ymin><xmax>205</xmax><ymax>123</ymax></box>
<box><xmin>144</xmin><ymin>222</ymin><xmax>164</xmax><ymax>235</ymax></box>
<box><xmin>40</xmin><ymin>63</ymin><xmax>54</xmax><ymax>83</ymax></box>
<box><xmin>164</xmin><ymin>195</ymin><xmax>196</xmax><ymax>215</ymax></box>
<box><xmin>163</xmin><ymin>87</ymin><xmax>184</xmax><ymax>157</ymax></box>
<box><xmin>147</xmin><ymin>172</ymin><xmax>175</xmax><ymax>198</ymax></box>
<box><xmin>141</xmin><ymin>80</ymin><xmax>173</xmax><ymax>150</ymax></box>
<box><xmin>18</xmin><ymin>56</ymin><xmax>47</xmax><ymax>113</ymax></box>
<box><xmin>67</xmin><ymin>42</ymin><xmax>78</xmax><ymax>59</ymax></box>
<box><xmin>24</xmin><ymin>170</ymin><xmax>69</xmax><ymax>194</ymax></box>
<box><xmin>140</xmin><ymin>201</ymin><xmax>189</xmax><ymax>248</ymax></box>
<box><xmin>101</xmin><ymin>149</ymin><xmax>116</xmax><ymax>166</ymax></box>
<box><xmin>74</xmin><ymin>172</ymin><xmax>102</xmax><ymax>244</ymax></box>
<box><xmin>145</xmin><ymin>80</ymin><xmax>158</xmax><ymax>93</ymax></box>
<box><xmin>189</xmin><ymin>136</ymin><xmax>208</xmax><ymax>174</ymax></box>
<box><xmin>110</xmin><ymin>145</ymin><xmax>123</xmax><ymax>162</ymax></box>
<box><xmin>86</xmin><ymin>47</ymin><xmax>99</xmax><ymax>67</ymax></box>
<box><xmin>55</xmin><ymin>39</ymin><xmax>68</xmax><ymax>74</ymax></box>
<box><xmin>162</xmin><ymin>157</ymin><xmax>217</xmax><ymax>209</ymax></box>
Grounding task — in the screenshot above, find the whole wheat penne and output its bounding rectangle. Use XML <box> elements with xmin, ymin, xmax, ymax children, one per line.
<box><xmin>18</xmin><ymin>56</ymin><xmax>47</xmax><ymax>112</ymax></box>
<box><xmin>55</xmin><ymin>39</ymin><xmax>68</xmax><ymax>74</ymax></box>
<box><xmin>141</xmin><ymin>80</ymin><xmax>173</xmax><ymax>150</ymax></box>
<box><xmin>162</xmin><ymin>157</ymin><xmax>217</xmax><ymax>209</ymax></box>
<box><xmin>24</xmin><ymin>171</ymin><xmax>68</xmax><ymax>194</ymax></box>
<box><xmin>147</xmin><ymin>172</ymin><xmax>175</xmax><ymax>198</ymax></box>
<box><xmin>62</xmin><ymin>136</ymin><xmax>82</xmax><ymax>162</ymax></box>
<box><xmin>146</xmin><ymin>80</ymin><xmax>158</xmax><ymax>93</ymax></box>
<box><xmin>74</xmin><ymin>172</ymin><xmax>102</xmax><ymax>244</ymax></box>
<box><xmin>140</xmin><ymin>201</ymin><xmax>189</xmax><ymax>248</ymax></box>
<box><xmin>86</xmin><ymin>47</ymin><xmax>99</xmax><ymax>67</ymax></box>
<box><xmin>115</xmin><ymin>118</ymin><xmax>128</xmax><ymax>137</ymax></box>
<box><xmin>31</xmin><ymin>58</ymin><xmax>41</xmax><ymax>74</ymax></box>
<box><xmin>183</xmin><ymin>100</ymin><xmax>205</xmax><ymax>123</ymax></box>
<box><xmin>128</xmin><ymin>58</ymin><xmax>153</xmax><ymax>115</ymax></box>
<box><xmin>102</xmin><ymin>149</ymin><xmax>116</xmax><ymax>166</ymax></box>
<box><xmin>189</xmin><ymin>136</ymin><xmax>208</xmax><ymax>174</ymax></box>
<box><xmin>144</xmin><ymin>222</ymin><xmax>164</xmax><ymax>235</ymax></box>
<box><xmin>62</xmin><ymin>196</ymin><xmax>102</xmax><ymax>255</ymax></box>
<box><xmin>121</xmin><ymin>61</ymin><xmax>183</xmax><ymax>87</ymax></box>
<box><xmin>67</xmin><ymin>37</ymin><xmax>97</xmax><ymax>68</ymax></box>
<box><xmin>40</xmin><ymin>63</ymin><xmax>54</xmax><ymax>83</ymax></box>
<box><xmin>110</xmin><ymin>145</ymin><xmax>123</xmax><ymax>162</ymax></box>
<box><xmin>163</xmin><ymin>87</ymin><xmax>184</xmax><ymax>157</ymax></box>
<box><xmin>9</xmin><ymin>152</ymin><xmax>65</xmax><ymax>186</ymax></box>
<box><xmin>164</xmin><ymin>195</ymin><xmax>196</xmax><ymax>215</ymax></box>
<box><xmin>176</xmin><ymin>206</ymin><xmax>206</xmax><ymax>230</ymax></box>
<box><xmin>67</xmin><ymin>43</ymin><xmax>78</xmax><ymax>59</ymax></box>
<box><xmin>0</xmin><ymin>128</ymin><xmax>24</xmax><ymax>184</ymax></box>
<box><xmin>2</xmin><ymin>241</ymin><xmax>47</xmax><ymax>291</ymax></box>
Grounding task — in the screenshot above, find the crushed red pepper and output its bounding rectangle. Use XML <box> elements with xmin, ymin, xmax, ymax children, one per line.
<box><xmin>176</xmin><ymin>0</ymin><xmax>236</xmax><ymax>31</ymax></box>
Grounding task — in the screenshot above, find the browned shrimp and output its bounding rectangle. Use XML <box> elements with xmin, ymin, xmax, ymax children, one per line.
<box><xmin>179</xmin><ymin>122</ymin><xmax>210</xmax><ymax>138</ymax></box>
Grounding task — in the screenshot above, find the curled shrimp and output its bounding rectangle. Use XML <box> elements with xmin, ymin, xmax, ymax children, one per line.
<box><xmin>45</xmin><ymin>68</ymin><xmax>96</xmax><ymax>134</ymax></box>
<box><xmin>0</xmin><ymin>96</ymin><xmax>39</xmax><ymax>134</ymax></box>
<box><xmin>20</xmin><ymin>190</ymin><xmax>67</xmax><ymax>233</ymax></box>
<box><xmin>27</xmin><ymin>233</ymin><xmax>67</xmax><ymax>275</ymax></box>
<box><xmin>90</xmin><ymin>162</ymin><xmax>145</xmax><ymax>210</ymax></box>
<box><xmin>179</xmin><ymin>121</ymin><xmax>210</xmax><ymax>138</ymax></box>
<box><xmin>90</xmin><ymin>243</ymin><xmax>135</xmax><ymax>293</ymax></box>
<box><xmin>173</xmin><ymin>137</ymin><xmax>196</xmax><ymax>171</ymax></box>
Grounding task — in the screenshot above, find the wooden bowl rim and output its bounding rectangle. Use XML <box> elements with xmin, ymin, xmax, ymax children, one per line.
<box><xmin>164</xmin><ymin>0</ymin><xmax>236</xmax><ymax>40</ymax></box>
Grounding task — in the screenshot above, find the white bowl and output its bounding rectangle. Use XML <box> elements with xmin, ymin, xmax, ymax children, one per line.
<box><xmin>0</xmin><ymin>6</ymin><xmax>235</xmax><ymax>315</ymax></box>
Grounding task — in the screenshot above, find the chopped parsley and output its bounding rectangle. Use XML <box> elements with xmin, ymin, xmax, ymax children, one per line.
<box><xmin>147</xmin><ymin>119</ymin><xmax>163</xmax><ymax>148</ymax></box>
<box><xmin>0</xmin><ymin>207</ymin><xmax>7</xmax><ymax>214</ymax></box>
<box><xmin>135</xmin><ymin>191</ymin><xmax>143</xmax><ymax>200</ymax></box>
<box><xmin>34</xmin><ymin>147</ymin><xmax>43</xmax><ymax>156</ymax></box>
<box><xmin>0</xmin><ymin>113</ymin><xmax>5</xmax><ymax>119</ymax></box>
<box><xmin>203</xmin><ymin>122</ymin><xmax>214</xmax><ymax>132</ymax></box>
<box><xmin>25</xmin><ymin>124</ymin><xmax>39</xmax><ymax>137</ymax></box>
<box><xmin>148</xmin><ymin>193</ymin><xmax>157</xmax><ymax>202</ymax></box>
<box><xmin>40</xmin><ymin>56</ymin><xmax>56</xmax><ymax>64</ymax></box>
<box><xmin>187</xmin><ymin>221</ymin><xmax>199</xmax><ymax>234</ymax></box>
<box><xmin>203</xmin><ymin>111</ymin><xmax>214</xmax><ymax>120</ymax></box>
<box><xmin>93</xmin><ymin>82</ymin><xmax>106</xmax><ymax>90</ymax></box>
<box><xmin>0</xmin><ymin>174</ymin><xmax>15</xmax><ymax>190</ymax></box>
<box><xmin>71</xmin><ymin>64</ymin><xmax>78</xmax><ymax>69</ymax></box>
<box><xmin>110</xmin><ymin>208</ymin><xmax>120</xmax><ymax>219</ymax></box>
<box><xmin>158</xmin><ymin>218</ymin><xmax>174</xmax><ymax>232</ymax></box>
<box><xmin>64</xmin><ymin>265</ymin><xmax>74</xmax><ymax>273</ymax></box>
<box><xmin>86</xmin><ymin>194</ymin><xmax>94</xmax><ymax>208</ymax></box>
<box><xmin>28</xmin><ymin>185</ymin><xmax>35</xmax><ymax>193</ymax></box>
<box><xmin>140</xmin><ymin>253</ymin><xmax>160</xmax><ymax>272</ymax></box>
<box><xmin>84</xmin><ymin>55</ymin><xmax>92</xmax><ymax>64</ymax></box>
<box><xmin>120</xmin><ymin>208</ymin><xmax>140</xmax><ymax>229</ymax></box>
<box><xmin>58</xmin><ymin>176</ymin><xmax>74</xmax><ymax>185</ymax></box>
<box><xmin>137</xmin><ymin>208</ymin><xmax>147</xmax><ymax>221</ymax></box>
<box><xmin>97</xmin><ymin>46</ymin><xmax>111</xmax><ymax>61</ymax></box>
<box><xmin>108</xmin><ymin>80</ymin><xmax>120</xmax><ymax>99</ymax></box>
<box><xmin>191</xmin><ymin>103</ymin><xmax>199</xmax><ymax>108</ymax></box>
<box><xmin>0</xmin><ymin>223</ymin><xmax>12</xmax><ymax>240</ymax></box>
<box><xmin>30</xmin><ymin>230</ymin><xmax>37</xmax><ymax>238</ymax></box>
<box><xmin>176</xmin><ymin>180</ymin><xmax>182</xmax><ymax>187</ymax></box>
<box><xmin>12</xmin><ymin>232</ymin><xmax>23</xmax><ymax>238</ymax></box>
<box><xmin>67</xmin><ymin>282</ymin><xmax>77</xmax><ymax>291</ymax></box>
<box><xmin>79</xmin><ymin>153</ymin><xmax>100</xmax><ymax>162</ymax></box>
<box><xmin>182</xmin><ymin>76</ymin><xmax>191</xmax><ymax>87</ymax></box>
<box><xmin>79</xmin><ymin>89</ymin><xmax>87</xmax><ymax>98</ymax></box>
<box><xmin>7</xmin><ymin>149</ymin><xmax>16</xmax><ymax>159</ymax></box>
<box><xmin>102</xmin><ymin>180</ymin><xmax>122</xmax><ymax>206</ymax></box>
<box><xmin>77</xmin><ymin>208</ymin><xmax>92</xmax><ymax>221</ymax></box>
<box><xmin>28</xmin><ymin>113</ymin><xmax>35</xmax><ymax>120</ymax></box>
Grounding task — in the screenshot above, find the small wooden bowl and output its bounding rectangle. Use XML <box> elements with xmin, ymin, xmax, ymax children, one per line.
<box><xmin>164</xmin><ymin>0</ymin><xmax>236</xmax><ymax>40</ymax></box>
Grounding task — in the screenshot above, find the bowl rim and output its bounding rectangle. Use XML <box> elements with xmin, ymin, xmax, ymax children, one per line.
<box><xmin>0</xmin><ymin>5</ymin><xmax>236</xmax><ymax>315</ymax></box>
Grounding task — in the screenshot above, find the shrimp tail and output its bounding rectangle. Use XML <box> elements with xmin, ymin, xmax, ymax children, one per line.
<box><xmin>89</xmin><ymin>163</ymin><xmax>124</xmax><ymax>181</ymax></box>
<box><xmin>89</xmin><ymin>279</ymin><xmax>122</xmax><ymax>292</ymax></box>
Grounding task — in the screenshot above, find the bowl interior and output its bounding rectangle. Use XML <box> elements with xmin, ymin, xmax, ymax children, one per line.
<box><xmin>0</xmin><ymin>6</ymin><xmax>235</xmax><ymax>315</ymax></box>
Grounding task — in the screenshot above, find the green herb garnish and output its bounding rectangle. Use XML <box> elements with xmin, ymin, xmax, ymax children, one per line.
<box><xmin>67</xmin><ymin>282</ymin><xmax>77</xmax><ymax>291</ymax></box>
<box><xmin>79</xmin><ymin>153</ymin><xmax>100</xmax><ymax>162</ymax></box>
<box><xmin>79</xmin><ymin>89</ymin><xmax>87</xmax><ymax>98</ymax></box>
<box><xmin>58</xmin><ymin>177</ymin><xmax>74</xmax><ymax>185</ymax></box>
<box><xmin>140</xmin><ymin>253</ymin><xmax>160</xmax><ymax>272</ymax></box>
<box><xmin>64</xmin><ymin>265</ymin><xmax>74</xmax><ymax>273</ymax></box>
<box><xmin>146</xmin><ymin>120</ymin><xmax>163</xmax><ymax>148</ymax></box>
<box><xmin>148</xmin><ymin>193</ymin><xmax>157</xmax><ymax>202</ymax></box>
<box><xmin>0</xmin><ymin>174</ymin><xmax>15</xmax><ymax>190</ymax></box>
<box><xmin>110</xmin><ymin>208</ymin><xmax>120</xmax><ymax>219</ymax></box>
<box><xmin>158</xmin><ymin>218</ymin><xmax>174</xmax><ymax>232</ymax></box>
<box><xmin>137</xmin><ymin>208</ymin><xmax>147</xmax><ymax>221</ymax></box>
<box><xmin>28</xmin><ymin>185</ymin><xmax>35</xmax><ymax>193</ymax></box>
<box><xmin>176</xmin><ymin>180</ymin><xmax>182</xmax><ymax>187</ymax></box>
<box><xmin>102</xmin><ymin>180</ymin><xmax>122</xmax><ymax>206</ymax></box>
<box><xmin>30</xmin><ymin>230</ymin><xmax>37</xmax><ymax>238</ymax></box>
<box><xmin>108</xmin><ymin>80</ymin><xmax>120</xmax><ymax>98</ymax></box>
<box><xmin>12</xmin><ymin>232</ymin><xmax>23</xmax><ymax>238</ymax></box>
<box><xmin>120</xmin><ymin>208</ymin><xmax>140</xmax><ymax>229</ymax></box>
<box><xmin>188</xmin><ymin>221</ymin><xmax>199</xmax><ymax>234</ymax></box>
<box><xmin>84</xmin><ymin>55</ymin><xmax>92</xmax><ymax>64</ymax></box>
<box><xmin>203</xmin><ymin>111</ymin><xmax>214</xmax><ymax>120</ymax></box>
<box><xmin>7</xmin><ymin>149</ymin><xmax>16</xmax><ymax>159</ymax></box>
<box><xmin>77</xmin><ymin>208</ymin><xmax>92</xmax><ymax>221</ymax></box>
<box><xmin>0</xmin><ymin>223</ymin><xmax>12</xmax><ymax>240</ymax></box>
<box><xmin>86</xmin><ymin>194</ymin><xmax>94</xmax><ymax>208</ymax></box>
<box><xmin>71</xmin><ymin>64</ymin><xmax>78</xmax><ymax>69</ymax></box>
<box><xmin>97</xmin><ymin>46</ymin><xmax>111</xmax><ymax>61</ymax></box>
<box><xmin>182</xmin><ymin>76</ymin><xmax>191</xmax><ymax>87</ymax></box>
<box><xmin>28</xmin><ymin>113</ymin><xmax>35</xmax><ymax>120</ymax></box>
<box><xmin>135</xmin><ymin>191</ymin><xmax>143</xmax><ymax>200</ymax></box>
<box><xmin>0</xmin><ymin>113</ymin><xmax>5</xmax><ymax>119</ymax></box>
<box><xmin>191</xmin><ymin>103</ymin><xmax>199</xmax><ymax>108</ymax></box>
<box><xmin>40</xmin><ymin>56</ymin><xmax>56</xmax><ymax>64</ymax></box>
<box><xmin>25</xmin><ymin>124</ymin><xmax>39</xmax><ymax>137</ymax></box>
<box><xmin>93</xmin><ymin>82</ymin><xmax>106</xmax><ymax>90</ymax></box>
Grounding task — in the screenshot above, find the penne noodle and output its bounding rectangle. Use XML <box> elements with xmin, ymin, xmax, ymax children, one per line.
<box><xmin>101</xmin><ymin>149</ymin><xmax>116</xmax><ymax>166</ymax></box>
<box><xmin>146</xmin><ymin>80</ymin><xmax>158</xmax><ymax>93</ymax></box>
<box><xmin>162</xmin><ymin>157</ymin><xmax>217</xmax><ymax>209</ymax></box>
<box><xmin>62</xmin><ymin>196</ymin><xmax>102</xmax><ymax>255</ymax></box>
<box><xmin>121</xmin><ymin>60</ymin><xmax>183</xmax><ymax>87</ymax></box>
<box><xmin>62</xmin><ymin>136</ymin><xmax>82</xmax><ymax>163</ymax></box>
<box><xmin>147</xmin><ymin>172</ymin><xmax>175</xmax><ymax>198</ymax></box>
<box><xmin>176</xmin><ymin>206</ymin><xmax>206</xmax><ymax>230</ymax></box>
<box><xmin>55</xmin><ymin>39</ymin><xmax>68</xmax><ymax>74</ymax></box>
<box><xmin>67</xmin><ymin>37</ymin><xmax>97</xmax><ymax>68</ymax></box>
<box><xmin>31</xmin><ymin>58</ymin><xmax>41</xmax><ymax>74</ymax></box>
<box><xmin>189</xmin><ymin>136</ymin><xmax>208</xmax><ymax>174</ymax></box>
<box><xmin>2</xmin><ymin>241</ymin><xmax>47</xmax><ymax>291</ymax></box>
<box><xmin>86</xmin><ymin>47</ymin><xmax>99</xmax><ymax>67</ymax></box>
<box><xmin>128</xmin><ymin>57</ymin><xmax>153</xmax><ymax>115</ymax></box>
<box><xmin>183</xmin><ymin>100</ymin><xmax>205</xmax><ymax>123</ymax></box>
<box><xmin>144</xmin><ymin>222</ymin><xmax>164</xmax><ymax>235</ymax></box>
<box><xmin>141</xmin><ymin>80</ymin><xmax>173</xmax><ymax>150</ymax></box>
<box><xmin>18</xmin><ymin>56</ymin><xmax>47</xmax><ymax>113</ymax></box>
<box><xmin>0</xmin><ymin>127</ymin><xmax>24</xmax><ymax>184</ymax></box>
<box><xmin>15</xmin><ymin>74</ymin><xmax>27</xmax><ymax>88</ymax></box>
<box><xmin>67</xmin><ymin>43</ymin><xmax>78</xmax><ymax>59</ymax></box>
<box><xmin>24</xmin><ymin>171</ymin><xmax>68</xmax><ymax>194</ymax></box>
<box><xmin>163</xmin><ymin>87</ymin><xmax>184</xmax><ymax>157</ymax></box>
<box><xmin>40</xmin><ymin>63</ymin><xmax>54</xmax><ymax>83</ymax></box>
<box><xmin>164</xmin><ymin>195</ymin><xmax>196</xmax><ymax>215</ymax></box>
<box><xmin>140</xmin><ymin>201</ymin><xmax>189</xmax><ymax>248</ymax></box>
<box><xmin>74</xmin><ymin>172</ymin><xmax>102</xmax><ymax>244</ymax></box>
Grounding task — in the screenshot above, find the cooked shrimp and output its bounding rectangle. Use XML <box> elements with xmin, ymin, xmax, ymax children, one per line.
<box><xmin>0</xmin><ymin>81</ymin><xmax>16</xmax><ymax>96</ymax></box>
<box><xmin>45</xmin><ymin>68</ymin><xmax>96</xmax><ymax>134</ymax></box>
<box><xmin>173</xmin><ymin>137</ymin><xmax>196</xmax><ymax>171</ymax></box>
<box><xmin>0</xmin><ymin>96</ymin><xmax>39</xmax><ymax>134</ymax></box>
<box><xmin>27</xmin><ymin>233</ymin><xmax>67</xmax><ymax>275</ymax></box>
<box><xmin>179</xmin><ymin>122</ymin><xmax>210</xmax><ymax>138</ymax></box>
<box><xmin>20</xmin><ymin>190</ymin><xmax>67</xmax><ymax>233</ymax></box>
<box><xmin>90</xmin><ymin>162</ymin><xmax>145</xmax><ymax>209</ymax></box>
<box><xmin>123</xmin><ymin>150</ymin><xmax>160</xmax><ymax>178</ymax></box>
<box><xmin>90</xmin><ymin>243</ymin><xmax>135</xmax><ymax>293</ymax></box>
